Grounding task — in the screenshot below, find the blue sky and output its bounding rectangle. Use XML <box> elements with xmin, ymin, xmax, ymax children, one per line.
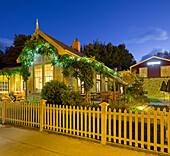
<box><xmin>0</xmin><ymin>0</ymin><xmax>170</xmax><ymax>62</ymax></box>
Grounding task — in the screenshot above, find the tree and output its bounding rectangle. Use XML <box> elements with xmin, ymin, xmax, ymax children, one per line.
<box><xmin>155</xmin><ymin>51</ymin><xmax>170</xmax><ymax>59</ymax></box>
<box><xmin>120</xmin><ymin>70</ymin><xmax>144</xmax><ymax>98</ymax></box>
<box><xmin>2</xmin><ymin>34</ymin><xmax>31</xmax><ymax>68</ymax></box>
<box><xmin>81</xmin><ymin>39</ymin><xmax>134</xmax><ymax>70</ymax></box>
<box><xmin>0</xmin><ymin>50</ymin><xmax>3</xmax><ymax>69</ymax></box>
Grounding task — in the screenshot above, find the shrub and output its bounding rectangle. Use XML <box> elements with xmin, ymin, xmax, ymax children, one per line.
<box><xmin>41</xmin><ymin>80</ymin><xmax>85</xmax><ymax>106</ymax></box>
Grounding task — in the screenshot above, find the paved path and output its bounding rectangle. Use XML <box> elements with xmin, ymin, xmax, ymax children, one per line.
<box><xmin>0</xmin><ymin>124</ymin><xmax>160</xmax><ymax>156</ymax></box>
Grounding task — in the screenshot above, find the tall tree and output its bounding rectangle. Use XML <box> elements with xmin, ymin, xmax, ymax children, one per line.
<box><xmin>0</xmin><ymin>50</ymin><xmax>3</xmax><ymax>69</ymax></box>
<box><xmin>2</xmin><ymin>34</ymin><xmax>31</xmax><ymax>68</ymax></box>
<box><xmin>81</xmin><ymin>39</ymin><xmax>134</xmax><ymax>70</ymax></box>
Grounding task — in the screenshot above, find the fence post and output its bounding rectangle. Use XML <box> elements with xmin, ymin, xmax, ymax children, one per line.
<box><xmin>168</xmin><ymin>111</ymin><xmax>170</xmax><ymax>154</ymax></box>
<box><xmin>39</xmin><ymin>99</ymin><xmax>47</xmax><ymax>132</ymax></box>
<box><xmin>100</xmin><ymin>102</ymin><xmax>109</xmax><ymax>145</ymax></box>
<box><xmin>2</xmin><ymin>97</ymin><xmax>8</xmax><ymax>124</ymax></box>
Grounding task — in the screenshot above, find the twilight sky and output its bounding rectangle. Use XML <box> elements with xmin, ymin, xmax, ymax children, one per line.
<box><xmin>0</xmin><ymin>0</ymin><xmax>170</xmax><ymax>62</ymax></box>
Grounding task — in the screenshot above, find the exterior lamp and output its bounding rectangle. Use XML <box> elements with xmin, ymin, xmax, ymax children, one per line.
<box><xmin>138</xmin><ymin>106</ymin><xmax>144</xmax><ymax>110</ymax></box>
<box><xmin>147</xmin><ymin>61</ymin><xmax>161</xmax><ymax>65</ymax></box>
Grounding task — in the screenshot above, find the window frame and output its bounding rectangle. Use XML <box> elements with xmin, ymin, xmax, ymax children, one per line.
<box><xmin>44</xmin><ymin>64</ymin><xmax>53</xmax><ymax>83</ymax></box>
<box><xmin>96</xmin><ymin>74</ymin><xmax>101</xmax><ymax>93</ymax></box>
<box><xmin>0</xmin><ymin>81</ymin><xmax>9</xmax><ymax>93</ymax></box>
<box><xmin>161</xmin><ymin>66</ymin><xmax>170</xmax><ymax>77</ymax></box>
<box><xmin>34</xmin><ymin>66</ymin><xmax>43</xmax><ymax>90</ymax></box>
<box><xmin>139</xmin><ymin>67</ymin><xmax>148</xmax><ymax>77</ymax></box>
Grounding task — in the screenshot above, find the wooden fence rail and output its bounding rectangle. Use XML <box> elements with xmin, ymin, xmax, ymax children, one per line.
<box><xmin>0</xmin><ymin>99</ymin><xmax>170</xmax><ymax>154</ymax></box>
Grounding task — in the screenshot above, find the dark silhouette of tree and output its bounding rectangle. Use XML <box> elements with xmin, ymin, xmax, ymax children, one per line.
<box><xmin>155</xmin><ymin>51</ymin><xmax>170</xmax><ymax>59</ymax></box>
<box><xmin>2</xmin><ymin>34</ymin><xmax>31</xmax><ymax>68</ymax></box>
<box><xmin>81</xmin><ymin>39</ymin><xmax>134</xmax><ymax>70</ymax></box>
<box><xmin>0</xmin><ymin>50</ymin><xmax>3</xmax><ymax>69</ymax></box>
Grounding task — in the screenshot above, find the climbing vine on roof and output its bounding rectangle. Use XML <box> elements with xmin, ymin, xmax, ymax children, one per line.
<box><xmin>0</xmin><ymin>68</ymin><xmax>20</xmax><ymax>78</ymax></box>
<box><xmin>18</xmin><ymin>35</ymin><xmax>119</xmax><ymax>93</ymax></box>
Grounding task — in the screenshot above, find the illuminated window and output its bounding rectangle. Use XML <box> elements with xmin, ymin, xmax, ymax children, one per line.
<box><xmin>96</xmin><ymin>74</ymin><xmax>101</xmax><ymax>93</ymax></box>
<box><xmin>0</xmin><ymin>81</ymin><xmax>8</xmax><ymax>92</ymax></box>
<box><xmin>15</xmin><ymin>75</ymin><xmax>21</xmax><ymax>92</ymax></box>
<box><xmin>16</xmin><ymin>81</ymin><xmax>20</xmax><ymax>92</ymax></box>
<box><xmin>78</xmin><ymin>77</ymin><xmax>84</xmax><ymax>94</ymax></box>
<box><xmin>161</xmin><ymin>66</ymin><xmax>170</xmax><ymax>77</ymax></box>
<box><xmin>139</xmin><ymin>67</ymin><xmax>147</xmax><ymax>77</ymax></box>
<box><xmin>45</xmin><ymin>64</ymin><xmax>53</xmax><ymax>83</ymax></box>
<box><xmin>105</xmin><ymin>77</ymin><xmax>108</xmax><ymax>92</ymax></box>
<box><xmin>22</xmin><ymin>80</ymin><xmax>26</xmax><ymax>92</ymax></box>
<box><xmin>35</xmin><ymin>67</ymin><xmax>42</xmax><ymax>89</ymax></box>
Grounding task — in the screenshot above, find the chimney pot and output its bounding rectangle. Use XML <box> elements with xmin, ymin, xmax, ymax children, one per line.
<box><xmin>72</xmin><ymin>38</ymin><xmax>80</xmax><ymax>51</ymax></box>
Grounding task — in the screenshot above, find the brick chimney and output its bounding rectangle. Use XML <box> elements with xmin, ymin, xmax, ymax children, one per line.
<box><xmin>72</xmin><ymin>38</ymin><xmax>80</xmax><ymax>51</ymax></box>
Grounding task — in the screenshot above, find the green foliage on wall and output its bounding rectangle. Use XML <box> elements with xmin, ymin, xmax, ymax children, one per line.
<box><xmin>0</xmin><ymin>68</ymin><xmax>20</xmax><ymax>78</ymax></box>
<box><xmin>19</xmin><ymin>35</ymin><xmax>118</xmax><ymax>94</ymax></box>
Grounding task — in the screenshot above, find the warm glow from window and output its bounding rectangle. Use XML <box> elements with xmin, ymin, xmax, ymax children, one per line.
<box><xmin>78</xmin><ymin>77</ymin><xmax>84</xmax><ymax>94</ymax></box>
<box><xmin>139</xmin><ymin>67</ymin><xmax>147</xmax><ymax>77</ymax></box>
<box><xmin>35</xmin><ymin>67</ymin><xmax>42</xmax><ymax>89</ymax></box>
<box><xmin>45</xmin><ymin>64</ymin><xmax>53</xmax><ymax>83</ymax></box>
<box><xmin>15</xmin><ymin>75</ymin><xmax>21</xmax><ymax>92</ymax></box>
<box><xmin>96</xmin><ymin>74</ymin><xmax>101</xmax><ymax>93</ymax></box>
<box><xmin>161</xmin><ymin>66</ymin><xmax>170</xmax><ymax>77</ymax></box>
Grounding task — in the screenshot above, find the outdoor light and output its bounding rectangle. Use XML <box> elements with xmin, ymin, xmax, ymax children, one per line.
<box><xmin>138</xmin><ymin>106</ymin><xmax>144</xmax><ymax>110</ymax></box>
<box><xmin>147</xmin><ymin>61</ymin><xmax>161</xmax><ymax>65</ymax></box>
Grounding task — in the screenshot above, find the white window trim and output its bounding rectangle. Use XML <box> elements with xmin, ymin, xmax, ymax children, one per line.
<box><xmin>0</xmin><ymin>81</ymin><xmax>9</xmax><ymax>93</ymax></box>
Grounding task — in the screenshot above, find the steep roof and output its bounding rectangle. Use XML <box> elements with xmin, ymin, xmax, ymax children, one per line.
<box><xmin>43</xmin><ymin>32</ymin><xmax>84</xmax><ymax>57</ymax></box>
<box><xmin>35</xmin><ymin>29</ymin><xmax>85</xmax><ymax>57</ymax></box>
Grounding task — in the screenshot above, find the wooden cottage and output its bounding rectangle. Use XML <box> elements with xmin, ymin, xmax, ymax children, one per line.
<box><xmin>0</xmin><ymin>20</ymin><xmax>127</xmax><ymax>103</ymax></box>
<box><xmin>130</xmin><ymin>56</ymin><xmax>170</xmax><ymax>98</ymax></box>
<box><xmin>130</xmin><ymin>56</ymin><xmax>170</xmax><ymax>78</ymax></box>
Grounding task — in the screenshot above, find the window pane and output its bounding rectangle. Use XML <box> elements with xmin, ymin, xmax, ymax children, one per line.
<box><xmin>161</xmin><ymin>66</ymin><xmax>170</xmax><ymax>77</ymax></box>
<box><xmin>35</xmin><ymin>67</ymin><xmax>42</xmax><ymax>89</ymax></box>
<box><xmin>45</xmin><ymin>64</ymin><xmax>53</xmax><ymax>83</ymax></box>
<box><xmin>139</xmin><ymin>67</ymin><xmax>147</xmax><ymax>77</ymax></box>
<box><xmin>0</xmin><ymin>81</ymin><xmax>8</xmax><ymax>92</ymax></box>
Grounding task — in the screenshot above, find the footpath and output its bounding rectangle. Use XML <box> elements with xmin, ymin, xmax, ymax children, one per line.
<box><xmin>0</xmin><ymin>124</ymin><xmax>161</xmax><ymax>156</ymax></box>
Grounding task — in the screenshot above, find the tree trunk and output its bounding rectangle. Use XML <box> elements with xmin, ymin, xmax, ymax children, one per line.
<box><xmin>85</xmin><ymin>91</ymin><xmax>91</xmax><ymax>103</ymax></box>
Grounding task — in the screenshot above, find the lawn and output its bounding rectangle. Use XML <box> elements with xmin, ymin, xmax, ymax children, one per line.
<box><xmin>147</xmin><ymin>97</ymin><xmax>162</xmax><ymax>103</ymax></box>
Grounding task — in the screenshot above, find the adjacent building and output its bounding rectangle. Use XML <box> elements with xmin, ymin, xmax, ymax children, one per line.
<box><xmin>130</xmin><ymin>56</ymin><xmax>170</xmax><ymax>98</ymax></box>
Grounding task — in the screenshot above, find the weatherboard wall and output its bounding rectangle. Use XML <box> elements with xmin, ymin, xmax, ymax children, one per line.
<box><xmin>131</xmin><ymin>57</ymin><xmax>170</xmax><ymax>78</ymax></box>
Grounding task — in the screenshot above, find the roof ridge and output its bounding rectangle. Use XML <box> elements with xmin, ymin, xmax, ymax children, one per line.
<box><xmin>130</xmin><ymin>55</ymin><xmax>170</xmax><ymax>69</ymax></box>
<box><xmin>38</xmin><ymin>30</ymin><xmax>84</xmax><ymax>57</ymax></box>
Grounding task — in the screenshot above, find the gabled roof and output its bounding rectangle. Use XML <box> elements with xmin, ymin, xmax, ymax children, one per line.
<box><xmin>31</xmin><ymin>19</ymin><xmax>84</xmax><ymax>57</ymax></box>
<box><xmin>35</xmin><ymin>29</ymin><xmax>84</xmax><ymax>57</ymax></box>
<box><xmin>130</xmin><ymin>56</ymin><xmax>170</xmax><ymax>69</ymax></box>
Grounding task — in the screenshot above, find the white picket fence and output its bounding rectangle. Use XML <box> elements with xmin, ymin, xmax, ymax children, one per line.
<box><xmin>0</xmin><ymin>99</ymin><xmax>170</xmax><ymax>154</ymax></box>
